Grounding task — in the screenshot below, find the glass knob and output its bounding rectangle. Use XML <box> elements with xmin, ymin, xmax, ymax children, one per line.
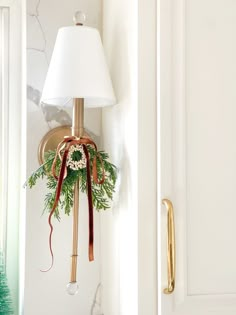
<box><xmin>66</xmin><ymin>282</ymin><xmax>79</xmax><ymax>295</ymax></box>
<box><xmin>73</xmin><ymin>11</ymin><xmax>86</xmax><ymax>25</ymax></box>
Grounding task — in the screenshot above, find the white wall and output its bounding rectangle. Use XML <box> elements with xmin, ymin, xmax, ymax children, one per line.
<box><xmin>101</xmin><ymin>0</ymin><xmax>157</xmax><ymax>314</ymax></box>
<box><xmin>25</xmin><ymin>1</ymin><xmax>103</xmax><ymax>314</ymax></box>
<box><xmin>101</xmin><ymin>1</ymin><xmax>138</xmax><ymax>313</ymax></box>
<box><xmin>138</xmin><ymin>0</ymin><xmax>157</xmax><ymax>313</ymax></box>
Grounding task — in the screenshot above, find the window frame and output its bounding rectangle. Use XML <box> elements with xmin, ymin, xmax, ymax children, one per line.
<box><xmin>0</xmin><ymin>0</ymin><xmax>26</xmax><ymax>314</ymax></box>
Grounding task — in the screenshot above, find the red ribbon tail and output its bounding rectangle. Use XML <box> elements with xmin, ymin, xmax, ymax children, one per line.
<box><xmin>83</xmin><ymin>144</ymin><xmax>94</xmax><ymax>261</ymax></box>
<box><xmin>40</xmin><ymin>212</ymin><xmax>54</xmax><ymax>272</ymax></box>
<box><xmin>41</xmin><ymin>147</ymin><xmax>70</xmax><ymax>272</ymax></box>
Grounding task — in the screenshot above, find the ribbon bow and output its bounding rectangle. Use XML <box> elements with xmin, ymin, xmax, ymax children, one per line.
<box><xmin>41</xmin><ymin>136</ymin><xmax>105</xmax><ymax>272</ymax></box>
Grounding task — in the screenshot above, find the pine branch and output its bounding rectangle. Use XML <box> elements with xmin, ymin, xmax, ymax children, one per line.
<box><xmin>0</xmin><ymin>252</ymin><xmax>14</xmax><ymax>315</ymax></box>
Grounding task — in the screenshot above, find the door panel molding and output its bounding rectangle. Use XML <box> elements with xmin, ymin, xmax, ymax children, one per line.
<box><xmin>159</xmin><ymin>0</ymin><xmax>236</xmax><ymax>313</ymax></box>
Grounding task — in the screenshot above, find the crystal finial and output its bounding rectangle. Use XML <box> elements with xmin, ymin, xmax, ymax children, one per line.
<box><xmin>73</xmin><ymin>11</ymin><xmax>86</xmax><ymax>25</ymax></box>
<box><xmin>66</xmin><ymin>282</ymin><xmax>79</xmax><ymax>295</ymax></box>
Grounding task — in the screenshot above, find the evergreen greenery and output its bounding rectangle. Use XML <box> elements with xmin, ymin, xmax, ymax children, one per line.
<box><xmin>0</xmin><ymin>252</ymin><xmax>13</xmax><ymax>315</ymax></box>
<box><xmin>25</xmin><ymin>146</ymin><xmax>117</xmax><ymax>220</ymax></box>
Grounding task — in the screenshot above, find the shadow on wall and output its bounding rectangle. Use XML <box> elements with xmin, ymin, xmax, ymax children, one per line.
<box><xmin>103</xmin><ymin>23</ymin><xmax>134</xmax><ymax>214</ymax></box>
<box><xmin>27</xmin><ymin>85</ymin><xmax>72</xmax><ymax>125</ymax></box>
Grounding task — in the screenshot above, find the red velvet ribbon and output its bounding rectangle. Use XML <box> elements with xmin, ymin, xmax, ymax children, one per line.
<box><xmin>41</xmin><ymin>136</ymin><xmax>105</xmax><ymax>272</ymax></box>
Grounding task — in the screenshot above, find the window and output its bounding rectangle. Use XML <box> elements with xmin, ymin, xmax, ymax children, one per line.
<box><xmin>0</xmin><ymin>6</ymin><xmax>9</xmax><ymax>268</ymax></box>
<box><xmin>0</xmin><ymin>1</ymin><xmax>25</xmax><ymax>314</ymax></box>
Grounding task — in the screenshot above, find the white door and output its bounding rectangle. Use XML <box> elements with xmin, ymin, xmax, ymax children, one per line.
<box><xmin>159</xmin><ymin>0</ymin><xmax>236</xmax><ymax>314</ymax></box>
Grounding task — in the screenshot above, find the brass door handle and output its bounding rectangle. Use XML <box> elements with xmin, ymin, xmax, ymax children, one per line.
<box><xmin>162</xmin><ymin>199</ymin><xmax>176</xmax><ymax>294</ymax></box>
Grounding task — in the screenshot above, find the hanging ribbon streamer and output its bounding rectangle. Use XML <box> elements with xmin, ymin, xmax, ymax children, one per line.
<box><xmin>41</xmin><ymin>136</ymin><xmax>105</xmax><ymax>272</ymax></box>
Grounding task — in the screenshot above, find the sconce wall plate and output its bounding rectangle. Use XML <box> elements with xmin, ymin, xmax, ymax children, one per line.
<box><xmin>38</xmin><ymin>125</ymin><xmax>91</xmax><ymax>165</ymax></box>
<box><xmin>38</xmin><ymin>126</ymin><xmax>71</xmax><ymax>165</ymax></box>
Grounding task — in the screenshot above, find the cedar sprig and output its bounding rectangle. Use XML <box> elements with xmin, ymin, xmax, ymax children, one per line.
<box><xmin>25</xmin><ymin>147</ymin><xmax>117</xmax><ymax>220</ymax></box>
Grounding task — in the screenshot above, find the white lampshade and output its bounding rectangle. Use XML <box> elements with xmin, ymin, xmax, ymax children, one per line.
<box><xmin>41</xmin><ymin>26</ymin><xmax>116</xmax><ymax>108</ymax></box>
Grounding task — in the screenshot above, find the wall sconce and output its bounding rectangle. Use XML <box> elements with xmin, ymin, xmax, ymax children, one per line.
<box><xmin>38</xmin><ymin>11</ymin><xmax>116</xmax><ymax>295</ymax></box>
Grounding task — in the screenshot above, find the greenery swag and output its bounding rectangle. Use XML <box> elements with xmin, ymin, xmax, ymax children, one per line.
<box><xmin>25</xmin><ymin>145</ymin><xmax>117</xmax><ymax>219</ymax></box>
